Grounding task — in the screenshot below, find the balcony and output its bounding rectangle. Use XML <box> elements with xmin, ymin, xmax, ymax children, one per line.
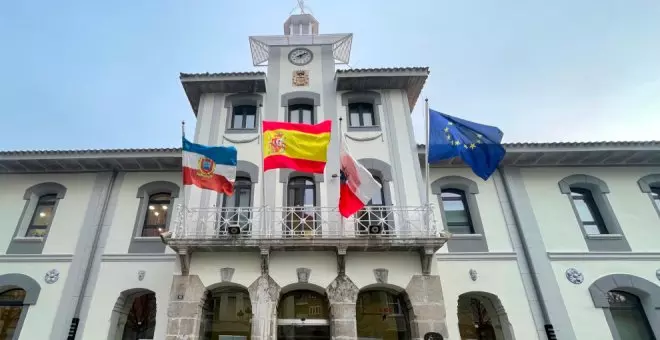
<box><xmin>164</xmin><ymin>205</ymin><xmax>448</xmax><ymax>275</ymax></box>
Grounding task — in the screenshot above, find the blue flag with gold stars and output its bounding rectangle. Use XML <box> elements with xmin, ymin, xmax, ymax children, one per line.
<box><xmin>428</xmin><ymin>109</ymin><xmax>506</xmax><ymax>180</ymax></box>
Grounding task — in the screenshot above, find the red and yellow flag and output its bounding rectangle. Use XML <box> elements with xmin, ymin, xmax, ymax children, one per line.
<box><xmin>262</xmin><ymin>120</ymin><xmax>332</xmax><ymax>173</ymax></box>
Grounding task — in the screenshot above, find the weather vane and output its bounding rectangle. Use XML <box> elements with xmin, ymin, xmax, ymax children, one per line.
<box><xmin>297</xmin><ymin>0</ymin><xmax>306</xmax><ymax>14</ymax></box>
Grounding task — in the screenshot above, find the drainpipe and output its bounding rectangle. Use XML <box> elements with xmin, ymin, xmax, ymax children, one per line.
<box><xmin>68</xmin><ymin>170</ymin><xmax>119</xmax><ymax>339</ymax></box>
<box><xmin>497</xmin><ymin>168</ymin><xmax>557</xmax><ymax>340</ymax></box>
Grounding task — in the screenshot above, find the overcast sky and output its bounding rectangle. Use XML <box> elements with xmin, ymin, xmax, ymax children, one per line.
<box><xmin>1</xmin><ymin>0</ymin><xmax>658</xmax><ymax>150</ymax></box>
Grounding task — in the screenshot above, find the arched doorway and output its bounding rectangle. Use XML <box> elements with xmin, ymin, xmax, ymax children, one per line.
<box><xmin>356</xmin><ymin>289</ymin><xmax>411</xmax><ymax>340</ymax></box>
<box><xmin>277</xmin><ymin>290</ymin><xmax>330</xmax><ymax>339</ymax></box>
<box><xmin>457</xmin><ymin>292</ymin><xmax>513</xmax><ymax>340</ymax></box>
<box><xmin>606</xmin><ymin>290</ymin><xmax>655</xmax><ymax>339</ymax></box>
<box><xmin>200</xmin><ymin>286</ymin><xmax>252</xmax><ymax>340</ymax></box>
<box><xmin>109</xmin><ymin>289</ymin><xmax>157</xmax><ymax>340</ymax></box>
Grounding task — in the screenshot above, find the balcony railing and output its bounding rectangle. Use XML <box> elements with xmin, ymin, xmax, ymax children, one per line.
<box><xmin>170</xmin><ymin>205</ymin><xmax>441</xmax><ymax>240</ymax></box>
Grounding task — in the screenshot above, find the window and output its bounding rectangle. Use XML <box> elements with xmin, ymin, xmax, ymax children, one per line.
<box><xmin>121</xmin><ymin>293</ymin><xmax>156</xmax><ymax>340</ymax></box>
<box><xmin>356</xmin><ymin>176</ymin><xmax>392</xmax><ymax>235</ymax></box>
<box><xmin>607</xmin><ymin>291</ymin><xmax>655</xmax><ymax>340</ymax></box>
<box><xmin>285</xmin><ymin>177</ymin><xmax>318</xmax><ymax>236</ymax></box>
<box><xmin>356</xmin><ymin>290</ymin><xmax>410</xmax><ymax>340</ymax></box>
<box><xmin>25</xmin><ymin>194</ymin><xmax>57</xmax><ymax>237</ymax></box>
<box><xmin>0</xmin><ymin>289</ymin><xmax>26</xmax><ymax>339</ymax></box>
<box><xmin>288</xmin><ymin>104</ymin><xmax>314</xmax><ymax>124</ymax></box>
<box><xmin>230</xmin><ymin>105</ymin><xmax>257</xmax><ymax>129</ymax></box>
<box><xmin>441</xmin><ymin>189</ymin><xmax>474</xmax><ymax>234</ymax></box>
<box><xmin>141</xmin><ymin>193</ymin><xmax>172</xmax><ymax>237</ymax></box>
<box><xmin>220</xmin><ymin>178</ymin><xmax>252</xmax><ymax>234</ymax></box>
<box><xmin>651</xmin><ymin>187</ymin><xmax>660</xmax><ymax>210</ymax></box>
<box><xmin>570</xmin><ymin>188</ymin><xmax>607</xmax><ymax>235</ymax></box>
<box><xmin>368</xmin><ymin>177</ymin><xmax>385</xmax><ymax>206</ymax></box>
<box><xmin>348</xmin><ymin>103</ymin><xmax>376</xmax><ymax>127</ymax></box>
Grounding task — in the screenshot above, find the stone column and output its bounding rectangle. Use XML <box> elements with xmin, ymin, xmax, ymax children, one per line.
<box><xmin>406</xmin><ymin>275</ymin><xmax>449</xmax><ymax>340</ymax></box>
<box><xmin>248</xmin><ymin>275</ymin><xmax>281</xmax><ymax>340</ymax></box>
<box><xmin>165</xmin><ymin>275</ymin><xmax>207</xmax><ymax>340</ymax></box>
<box><xmin>326</xmin><ymin>275</ymin><xmax>359</xmax><ymax>340</ymax></box>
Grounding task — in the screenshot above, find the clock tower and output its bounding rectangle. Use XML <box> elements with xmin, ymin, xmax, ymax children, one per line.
<box><xmin>249</xmin><ymin>9</ymin><xmax>353</xmax><ymax>210</ymax></box>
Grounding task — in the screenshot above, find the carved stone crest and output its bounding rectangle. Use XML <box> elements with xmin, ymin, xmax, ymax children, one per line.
<box><xmin>220</xmin><ymin>267</ymin><xmax>235</xmax><ymax>282</ymax></box>
<box><xmin>138</xmin><ymin>270</ymin><xmax>146</xmax><ymax>281</ymax></box>
<box><xmin>469</xmin><ymin>269</ymin><xmax>478</xmax><ymax>281</ymax></box>
<box><xmin>565</xmin><ymin>268</ymin><xmax>584</xmax><ymax>285</ymax></box>
<box><xmin>44</xmin><ymin>269</ymin><xmax>60</xmax><ymax>284</ymax></box>
<box><xmin>373</xmin><ymin>268</ymin><xmax>389</xmax><ymax>284</ymax></box>
<box><xmin>292</xmin><ymin>70</ymin><xmax>309</xmax><ymax>87</ymax></box>
<box><xmin>297</xmin><ymin>268</ymin><xmax>311</xmax><ymax>283</ymax></box>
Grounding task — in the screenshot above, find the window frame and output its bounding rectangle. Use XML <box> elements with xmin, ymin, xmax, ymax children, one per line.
<box><xmin>431</xmin><ymin>176</ymin><xmax>488</xmax><ymax>252</ymax></box>
<box><xmin>440</xmin><ymin>188</ymin><xmax>475</xmax><ymax>234</ymax></box>
<box><xmin>140</xmin><ymin>192</ymin><xmax>173</xmax><ymax>237</ymax></box>
<box><xmin>287</xmin><ymin>176</ymin><xmax>317</xmax><ymax>207</ymax></box>
<box><xmin>230</xmin><ymin>105</ymin><xmax>258</xmax><ymax>130</ymax></box>
<box><xmin>341</xmin><ymin>91</ymin><xmax>382</xmax><ymax>132</ymax></box>
<box><xmin>569</xmin><ymin>187</ymin><xmax>608</xmax><ymax>235</ymax></box>
<box><xmin>129</xmin><ymin>181</ymin><xmax>180</xmax><ymax>254</ymax></box>
<box><xmin>287</xmin><ymin>104</ymin><xmax>315</xmax><ymax>124</ymax></box>
<box><xmin>222</xmin><ymin>177</ymin><xmax>253</xmax><ymax>208</ymax></box>
<box><xmin>224</xmin><ymin>94</ymin><xmax>262</xmax><ymax>134</ymax></box>
<box><xmin>348</xmin><ymin>102</ymin><xmax>376</xmax><ymax>128</ymax></box>
<box><xmin>24</xmin><ymin>194</ymin><xmax>58</xmax><ymax>238</ymax></box>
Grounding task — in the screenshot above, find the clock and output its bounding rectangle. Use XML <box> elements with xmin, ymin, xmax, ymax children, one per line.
<box><xmin>288</xmin><ymin>48</ymin><xmax>313</xmax><ymax>66</ymax></box>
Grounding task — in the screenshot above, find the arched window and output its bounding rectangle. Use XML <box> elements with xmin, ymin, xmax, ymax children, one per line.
<box><xmin>0</xmin><ymin>289</ymin><xmax>26</xmax><ymax>339</ymax></box>
<box><xmin>348</xmin><ymin>103</ymin><xmax>375</xmax><ymax>128</ymax></box>
<box><xmin>25</xmin><ymin>194</ymin><xmax>57</xmax><ymax>237</ymax></box>
<box><xmin>230</xmin><ymin>105</ymin><xmax>257</xmax><ymax>130</ymax></box>
<box><xmin>285</xmin><ymin>177</ymin><xmax>318</xmax><ymax>237</ymax></box>
<box><xmin>440</xmin><ymin>189</ymin><xmax>474</xmax><ymax>234</ymax></box>
<box><xmin>457</xmin><ymin>293</ymin><xmax>514</xmax><ymax>340</ymax></box>
<box><xmin>570</xmin><ymin>187</ymin><xmax>607</xmax><ymax>235</ymax></box>
<box><xmin>121</xmin><ymin>292</ymin><xmax>156</xmax><ymax>340</ymax></box>
<box><xmin>288</xmin><ymin>104</ymin><xmax>314</xmax><ymax>124</ymax></box>
<box><xmin>201</xmin><ymin>287</ymin><xmax>252</xmax><ymax>340</ymax></box>
<box><xmin>356</xmin><ymin>290</ymin><xmax>410</xmax><ymax>340</ymax></box>
<box><xmin>607</xmin><ymin>290</ymin><xmax>655</xmax><ymax>339</ymax></box>
<box><xmin>141</xmin><ymin>193</ymin><xmax>172</xmax><ymax>237</ymax></box>
<box><xmin>277</xmin><ymin>290</ymin><xmax>329</xmax><ymax>338</ymax></box>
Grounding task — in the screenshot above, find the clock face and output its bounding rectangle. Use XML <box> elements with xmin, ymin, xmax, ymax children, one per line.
<box><xmin>288</xmin><ymin>48</ymin><xmax>313</xmax><ymax>66</ymax></box>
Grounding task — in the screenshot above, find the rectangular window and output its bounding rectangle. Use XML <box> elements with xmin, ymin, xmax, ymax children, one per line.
<box><xmin>288</xmin><ymin>104</ymin><xmax>314</xmax><ymax>124</ymax></box>
<box><xmin>142</xmin><ymin>193</ymin><xmax>172</xmax><ymax>237</ymax></box>
<box><xmin>231</xmin><ymin>105</ymin><xmax>257</xmax><ymax>129</ymax></box>
<box><xmin>26</xmin><ymin>194</ymin><xmax>57</xmax><ymax>237</ymax></box>
<box><xmin>570</xmin><ymin>189</ymin><xmax>608</xmax><ymax>235</ymax></box>
<box><xmin>441</xmin><ymin>190</ymin><xmax>474</xmax><ymax>234</ymax></box>
<box><xmin>348</xmin><ymin>103</ymin><xmax>376</xmax><ymax>127</ymax></box>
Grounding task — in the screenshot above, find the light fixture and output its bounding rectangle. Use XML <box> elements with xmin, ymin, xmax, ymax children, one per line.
<box><xmin>154</xmin><ymin>212</ymin><xmax>160</xmax><ymax>216</ymax></box>
<box><xmin>162</xmin><ymin>205</ymin><xmax>168</xmax><ymax>210</ymax></box>
<box><xmin>39</xmin><ymin>212</ymin><xmax>47</xmax><ymax>217</ymax></box>
<box><xmin>149</xmin><ymin>205</ymin><xmax>155</xmax><ymax>210</ymax></box>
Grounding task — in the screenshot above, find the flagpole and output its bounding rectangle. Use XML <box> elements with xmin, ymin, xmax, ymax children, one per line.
<box><xmin>181</xmin><ymin>120</ymin><xmax>187</xmax><ymax>238</ymax></box>
<box><xmin>424</xmin><ymin>98</ymin><xmax>430</xmax><ymax>207</ymax></box>
<box><xmin>258</xmin><ymin>104</ymin><xmax>266</xmax><ymax>236</ymax></box>
<box><xmin>338</xmin><ymin>116</ymin><xmax>344</xmax><ymax>237</ymax></box>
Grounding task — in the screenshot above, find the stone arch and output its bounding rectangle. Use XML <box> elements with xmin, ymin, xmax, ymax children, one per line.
<box><xmin>280</xmin><ymin>282</ymin><xmax>327</xmax><ymax>296</ymax></box>
<box><xmin>431</xmin><ymin>175</ymin><xmax>479</xmax><ymax>194</ymax></box>
<box><xmin>202</xmin><ymin>282</ymin><xmax>253</xmax><ymax>339</ymax></box>
<box><xmin>356</xmin><ymin>283</ymin><xmax>414</xmax><ymax>340</ymax></box>
<box><xmin>224</xmin><ymin>93</ymin><xmax>262</xmax><ymax>108</ymax></box>
<box><xmin>0</xmin><ymin>273</ymin><xmax>41</xmax><ymax>305</ymax></box>
<box><xmin>23</xmin><ymin>182</ymin><xmax>67</xmax><ymax>200</ymax></box>
<box><xmin>136</xmin><ymin>181</ymin><xmax>180</xmax><ymax>198</ymax></box>
<box><xmin>558</xmin><ymin>174</ymin><xmax>610</xmax><ymax>194</ymax></box>
<box><xmin>358</xmin><ymin>158</ymin><xmax>393</xmax><ymax>182</ymax></box>
<box><xmin>457</xmin><ymin>291</ymin><xmax>515</xmax><ymax>340</ymax></box>
<box><xmin>589</xmin><ymin>274</ymin><xmax>660</xmax><ymax>338</ymax></box>
<box><xmin>341</xmin><ymin>91</ymin><xmax>382</xmax><ymax>106</ymax></box>
<box><xmin>638</xmin><ymin>174</ymin><xmax>660</xmax><ymax>193</ymax></box>
<box><xmin>281</xmin><ymin>91</ymin><xmax>321</xmax><ymax>107</ymax></box>
<box><xmin>236</xmin><ymin>160</ymin><xmax>259</xmax><ymax>183</ymax></box>
<box><xmin>107</xmin><ymin>288</ymin><xmax>157</xmax><ymax>340</ymax></box>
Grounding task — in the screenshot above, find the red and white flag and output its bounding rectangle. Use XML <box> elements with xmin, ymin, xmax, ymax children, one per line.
<box><xmin>338</xmin><ymin>141</ymin><xmax>382</xmax><ymax>218</ymax></box>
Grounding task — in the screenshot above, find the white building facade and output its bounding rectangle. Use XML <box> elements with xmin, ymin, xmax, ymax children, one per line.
<box><xmin>0</xmin><ymin>11</ymin><xmax>659</xmax><ymax>340</ymax></box>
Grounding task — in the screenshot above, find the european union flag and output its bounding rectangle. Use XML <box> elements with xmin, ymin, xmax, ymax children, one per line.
<box><xmin>428</xmin><ymin>109</ymin><xmax>506</xmax><ymax>180</ymax></box>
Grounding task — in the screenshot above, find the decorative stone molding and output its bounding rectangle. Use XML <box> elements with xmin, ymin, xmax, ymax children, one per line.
<box><xmin>137</xmin><ymin>270</ymin><xmax>145</xmax><ymax>281</ymax></box>
<box><xmin>223</xmin><ymin>134</ymin><xmax>259</xmax><ymax>144</ymax></box>
<box><xmin>260</xmin><ymin>247</ymin><xmax>270</xmax><ymax>275</ymax></box>
<box><xmin>565</xmin><ymin>268</ymin><xmax>584</xmax><ymax>284</ymax></box>
<box><xmin>373</xmin><ymin>268</ymin><xmax>388</xmax><ymax>284</ymax></box>
<box><xmin>44</xmin><ymin>269</ymin><xmax>59</xmax><ymax>284</ymax></box>
<box><xmin>296</xmin><ymin>268</ymin><xmax>311</xmax><ymax>283</ymax></box>
<box><xmin>469</xmin><ymin>269</ymin><xmax>478</xmax><ymax>281</ymax></box>
<box><xmin>420</xmin><ymin>247</ymin><xmax>435</xmax><ymax>275</ymax></box>
<box><xmin>336</xmin><ymin>246</ymin><xmax>347</xmax><ymax>276</ymax></box>
<box><xmin>220</xmin><ymin>267</ymin><xmax>235</xmax><ymax>282</ymax></box>
<box><xmin>345</xmin><ymin>132</ymin><xmax>383</xmax><ymax>142</ymax></box>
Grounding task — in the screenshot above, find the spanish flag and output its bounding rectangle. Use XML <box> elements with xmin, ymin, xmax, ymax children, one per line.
<box><xmin>262</xmin><ymin>120</ymin><xmax>332</xmax><ymax>173</ymax></box>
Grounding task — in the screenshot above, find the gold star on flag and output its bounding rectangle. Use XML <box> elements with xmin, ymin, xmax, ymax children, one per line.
<box><xmin>448</xmin><ymin>122</ymin><xmax>454</xmax><ymax>126</ymax></box>
<box><xmin>463</xmin><ymin>144</ymin><xmax>468</xmax><ymax>149</ymax></box>
<box><xmin>446</xmin><ymin>135</ymin><xmax>452</xmax><ymax>141</ymax></box>
<box><xmin>469</xmin><ymin>143</ymin><xmax>476</xmax><ymax>149</ymax></box>
<box><xmin>444</xmin><ymin>127</ymin><xmax>449</xmax><ymax>133</ymax></box>
<box><xmin>454</xmin><ymin>140</ymin><xmax>461</xmax><ymax>146</ymax></box>
<box><xmin>476</xmin><ymin>133</ymin><xmax>482</xmax><ymax>138</ymax></box>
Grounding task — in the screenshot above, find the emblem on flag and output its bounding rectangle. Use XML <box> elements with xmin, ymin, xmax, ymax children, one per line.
<box><xmin>268</xmin><ymin>132</ymin><xmax>286</xmax><ymax>154</ymax></box>
<box><xmin>197</xmin><ymin>157</ymin><xmax>216</xmax><ymax>178</ymax></box>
